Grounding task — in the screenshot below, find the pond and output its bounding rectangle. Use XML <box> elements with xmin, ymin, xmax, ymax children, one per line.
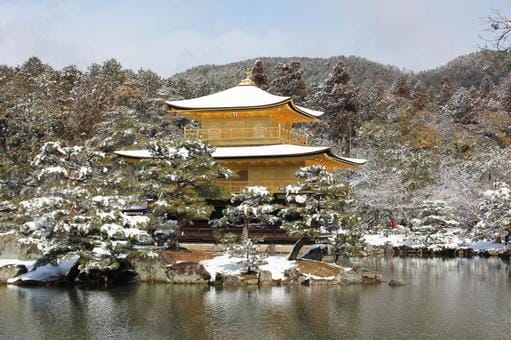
<box><xmin>0</xmin><ymin>257</ymin><xmax>510</xmax><ymax>339</ymax></box>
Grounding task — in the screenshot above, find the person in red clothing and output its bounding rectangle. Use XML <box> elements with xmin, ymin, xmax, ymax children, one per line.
<box><xmin>388</xmin><ymin>219</ymin><xmax>398</xmax><ymax>229</ymax></box>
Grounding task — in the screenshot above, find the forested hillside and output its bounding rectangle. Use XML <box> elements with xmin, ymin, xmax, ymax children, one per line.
<box><xmin>1</xmin><ymin>50</ymin><xmax>511</xmax><ymax>247</ymax></box>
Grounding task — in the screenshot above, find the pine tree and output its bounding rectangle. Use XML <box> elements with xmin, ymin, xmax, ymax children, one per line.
<box><xmin>479</xmin><ymin>75</ymin><xmax>494</xmax><ymax>99</ymax></box>
<box><xmin>225</xmin><ymin>237</ymin><xmax>267</xmax><ymax>273</ymax></box>
<box><xmin>17</xmin><ymin>141</ymin><xmax>147</xmax><ymax>254</ymax></box>
<box><xmin>137</xmin><ymin>139</ymin><xmax>232</xmax><ymax>247</ymax></box>
<box><xmin>410</xmin><ymin>200</ymin><xmax>461</xmax><ymax>247</ymax></box>
<box><xmin>470</xmin><ymin>182</ymin><xmax>511</xmax><ymax>243</ymax></box>
<box><xmin>320</xmin><ymin>62</ymin><xmax>359</xmax><ymax>152</ymax></box>
<box><xmin>269</xmin><ymin>61</ymin><xmax>308</xmax><ymax>102</ymax></box>
<box><xmin>281</xmin><ymin>165</ymin><xmax>363</xmax><ymax>260</ymax></box>
<box><xmin>439</xmin><ymin>77</ymin><xmax>453</xmax><ymax>105</ymax></box>
<box><xmin>251</xmin><ymin>60</ymin><xmax>269</xmax><ymax>90</ymax></box>
<box><xmin>211</xmin><ymin>186</ymin><xmax>280</xmax><ymax>238</ymax></box>
<box><xmin>500</xmin><ymin>73</ymin><xmax>511</xmax><ymax>113</ymax></box>
<box><xmin>446</xmin><ymin>87</ymin><xmax>476</xmax><ymax>123</ymax></box>
<box><xmin>412</xmin><ymin>80</ymin><xmax>429</xmax><ymax>110</ymax></box>
<box><xmin>390</xmin><ymin>74</ymin><xmax>411</xmax><ymax>99</ymax></box>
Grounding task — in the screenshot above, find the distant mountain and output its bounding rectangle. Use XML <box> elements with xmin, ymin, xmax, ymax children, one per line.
<box><xmin>169</xmin><ymin>56</ymin><xmax>404</xmax><ymax>90</ymax></box>
<box><xmin>170</xmin><ymin>50</ymin><xmax>511</xmax><ymax>92</ymax></box>
<box><xmin>418</xmin><ymin>50</ymin><xmax>511</xmax><ymax>89</ymax></box>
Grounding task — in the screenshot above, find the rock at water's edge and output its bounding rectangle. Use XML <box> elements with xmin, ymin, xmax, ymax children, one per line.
<box><xmin>168</xmin><ymin>262</ymin><xmax>210</xmax><ymax>284</ymax></box>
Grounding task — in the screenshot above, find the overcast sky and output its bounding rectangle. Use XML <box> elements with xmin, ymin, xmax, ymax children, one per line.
<box><xmin>1</xmin><ymin>0</ymin><xmax>510</xmax><ymax>76</ymax></box>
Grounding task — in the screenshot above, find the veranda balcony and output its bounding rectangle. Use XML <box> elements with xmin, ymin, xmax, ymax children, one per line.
<box><xmin>184</xmin><ymin>126</ymin><xmax>308</xmax><ymax>146</ymax></box>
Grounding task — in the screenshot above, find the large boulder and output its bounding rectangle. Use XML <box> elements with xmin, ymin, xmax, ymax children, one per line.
<box><xmin>258</xmin><ymin>270</ymin><xmax>273</xmax><ymax>285</ymax></box>
<box><xmin>77</xmin><ymin>256</ymin><xmax>138</xmax><ymax>287</ymax></box>
<box><xmin>222</xmin><ymin>274</ymin><xmax>241</xmax><ymax>286</ymax></box>
<box><xmin>336</xmin><ymin>266</ymin><xmax>383</xmax><ymax>285</ymax></box>
<box><xmin>283</xmin><ymin>267</ymin><xmax>306</xmax><ymax>285</ymax></box>
<box><xmin>300</xmin><ymin>244</ymin><xmax>328</xmax><ymax>261</ymax></box>
<box><xmin>239</xmin><ymin>273</ymin><xmax>258</xmax><ymax>285</ymax></box>
<box><xmin>127</xmin><ymin>250</ymin><xmax>176</xmax><ymax>283</ymax></box>
<box><xmin>167</xmin><ymin>262</ymin><xmax>210</xmax><ymax>284</ymax></box>
<box><xmin>8</xmin><ymin>254</ymin><xmax>79</xmax><ymax>286</ymax></box>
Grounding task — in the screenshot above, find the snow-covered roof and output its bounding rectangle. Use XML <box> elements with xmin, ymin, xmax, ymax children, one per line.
<box><xmin>114</xmin><ymin>144</ymin><xmax>367</xmax><ymax>166</ymax></box>
<box><xmin>165</xmin><ymin>84</ymin><xmax>324</xmax><ymax>119</ymax></box>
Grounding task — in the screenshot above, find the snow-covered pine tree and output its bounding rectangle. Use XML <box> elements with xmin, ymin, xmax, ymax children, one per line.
<box><xmin>137</xmin><ymin>139</ymin><xmax>232</xmax><ymax>247</ymax></box>
<box><xmin>410</xmin><ymin>200</ymin><xmax>462</xmax><ymax>248</ymax></box>
<box><xmin>412</xmin><ymin>80</ymin><xmax>429</xmax><ymax>111</ymax></box>
<box><xmin>469</xmin><ymin>182</ymin><xmax>511</xmax><ymax>243</ymax></box>
<box><xmin>320</xmin><ymin>61</ymin><xmax>359</xmax><ymax>153</ymax></box>
<box><xmin>211</xmin><ymin>186</ymin><xmax>280</xmax><ymax>238</ymax></box>
<box><xmin>269</xmin><ymin>61</ymin><xmax>308</xmax><ymax>103</ymax></box>
<box><xmin>446</xmin><ymin>87</ymin><xmax>476</xmax><ymax>124</ymax></box>
<box><xmin>225</xmin><ymin>236</ymin><xmax>267</xmax><ymax>273</ymax></box>
<box><xmin>390</xmin><ymin>74</ymin><xmax>412</xmax><ymax>99</ymax></box>
<box><xmin>439</xmin><ymin>77</ymin><xmax>453</xmax><ymax>105</ymax></box>
<box><xmin>251</xmin><ymin>60</ymin><xmax>269</xmax><ymax>90</ymax></box>
<box><xmin>281</xmin><ymin>165</ymin><xmax>364</xmax><ymax>260</ymax></box>
<box><xmin>17</xmin><ymin>141</ymin><xmax>149</xmax><ymax>256</ymax></box>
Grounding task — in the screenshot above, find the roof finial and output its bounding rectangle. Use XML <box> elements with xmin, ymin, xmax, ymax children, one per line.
<box><xmin>239</xmin><ymin>67</ymin><xmax>255</xmax><ymax>86</ymax></box>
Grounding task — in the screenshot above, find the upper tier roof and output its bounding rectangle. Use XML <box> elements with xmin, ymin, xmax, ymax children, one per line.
<box><xmin>165</xmin><ymin>84</ymin><xmax>323</xmax><ymax>119</ymax></box>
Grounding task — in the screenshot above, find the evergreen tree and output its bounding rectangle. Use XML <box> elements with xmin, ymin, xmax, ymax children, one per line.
<box><xmin>211</xmin><ymin>186</ymin><xmax>280</xmax><ymax>237</ymax></box>
<box><xmin>269</xmin><ymin>61</ymin><xmax>308</xmax><ymax>102</ymax></box>
<box><xmin>138</xmin><ymin>139</ymin><xmax>232</xmax><ymax>247</ymax></box>
<box><xmin>16</xmin><ymin>141</ymin><xmax>148</xmax><ymax>254</ymax></box>
<box><xmin>251</xmin><ymin>60</ymin><xmax>269</xmax><ymax>90</ymax></box>
<box><xmin>412</xmin><ymin>80</ymin><xmax>429</xmax><ymax>110</ymax></box>
<box><xmin>410</xmin><ymin>200</ymin><xmax>461</xmax><ymax>247</ymax></box>
<box><xmin>479</xmin><ymin>75</ymin><xmax>494</xmax><ymax>99</ymax></box>
<box><xmin>439</xmin><ymin>77</ymin><xmax>453</xmax><ymax>105</ymax></box>
<box><xmin>500</xmin><ymin>73</ymin><xmax>511</xmax><ymax>113</ymax></box>
<box><xmin>225</xmin><ymin>237</ymin><xmax>267</xmax><ymax>273</ymax></box>
<box><xmin>469</xmin><ymin>182</ymin><xmax>511</xmax><ymax>243</ymax></box>
<box><xmin>446</xmin><ymin>87</ymin><xmax>476</xmax><ymax>123</ymax></box>
<box><xmin>281</xmin><ymin>165</ymin><xmax>363</xmax><ymax>260</ymax></box>
<box><xmin>320</xmin><ymin>62</ymin><xmax>359</xmax><ymax>152</ymax></box>
<box><xmin>390</xmin><ymin>74</ymin><xmax>411</xmax><ymax>99</ymax></box>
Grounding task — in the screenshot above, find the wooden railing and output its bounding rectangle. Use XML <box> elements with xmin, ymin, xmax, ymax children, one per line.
<box><xmin>184</xmin><ymin>126</ymin><xmax>308</xmax><ymax>145</ymax></box>
<box><xmin>215</xmin><ymin>180</ymin><xmax>296</xmax><ymax>193</ymax></box>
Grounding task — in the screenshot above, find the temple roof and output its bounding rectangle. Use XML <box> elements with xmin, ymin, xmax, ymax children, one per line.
<box><xmin>165</xmin><ymin>84</ymin><xmax>323</xmax><ymax>119</ymax></box>
<box><xmin>114</xmin><ymin>144</ymin><xmax>366</xmax><ymax>167</ymax></box>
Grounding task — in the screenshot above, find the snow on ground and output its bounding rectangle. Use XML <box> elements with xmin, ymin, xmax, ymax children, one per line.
<box><xmin>364</xmin><ymin>233</ymin><xmax>408</xmax><ymax>247</ymax></box>
<box><xmin>0</xmin><ymin>259</ymin><xmax>35</xmax><ymax>270</ymax></box>
<box><xmin>464</xmin><ymin>241</ymin><xmax>506</xmax><ymax>253</ymax></box>
<box><xmin>259</xmin><ymin>256</ymin><xmax>296</xmax><ymax>280</ymax></box>
<box><xmin>364</xmin><ymin>233</ymin><xmax>508</xmax><ymax>253</ymax></box>
<box><xmin>200</xmin><ymin>255</ymin><xmax>295</xmax><ymax>281</ymax></box>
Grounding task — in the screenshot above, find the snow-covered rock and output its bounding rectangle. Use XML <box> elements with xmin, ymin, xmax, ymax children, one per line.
<box><xmin>7</xmin><ymin>255</ymin><xmax>79</xmax><ymax>286</ymax></box>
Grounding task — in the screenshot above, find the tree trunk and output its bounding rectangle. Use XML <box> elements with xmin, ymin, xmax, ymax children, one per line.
<box><xmin>287</xmin><ymin>237</ymin><xmax>309</xmax><ymax>261</ymax></box>
<box><xmin>242</xmin><ymin>218</ymin><xmax>250</xmax><ymax>238</ymax></box>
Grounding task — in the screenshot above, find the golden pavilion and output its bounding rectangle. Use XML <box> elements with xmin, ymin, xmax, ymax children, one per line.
<box><xmin>115</xmin><ymin>71</ymin><xmax>366</xmax><ymax>193</ymax></box>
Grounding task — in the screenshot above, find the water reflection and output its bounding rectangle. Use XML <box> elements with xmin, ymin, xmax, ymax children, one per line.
<box><xmin>0</xmin><ymin>258</ymin><xmax>510</xmax><ymax>339</ymax></box>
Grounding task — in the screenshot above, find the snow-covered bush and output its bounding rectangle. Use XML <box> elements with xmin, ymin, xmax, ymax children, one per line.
<box><xmin>226</xmin><ymin>237</ymin><xmax>267</xmax><ymax>273</ymax></box>
<box><xmin>470</xmin><ymin>182</ymin><xmax>511</xmax><ymax>242</ymax></box>
<box><xmin>410</xmin><ymin>200</ymin><xmax>462</xmax><ymax>248</ymax></box>
<box><xmin>211</xmin><ymin>186</ymin><xmax>281</xmax><ymax>237</ymax></box>
<box><xmin>281</xmin><ymin>165</ymin><xmax>364</xmax><ymax>260</ymax></box>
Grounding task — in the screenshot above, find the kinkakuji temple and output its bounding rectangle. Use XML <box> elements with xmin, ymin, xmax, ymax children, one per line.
<box><xmin>115</xmin><ymin>71</ymin><xmax>366</xmax><ymax>241</ymax></box>
<box><xmin>116</xmin><ymin>71</ymin><xmax>366</xmax><ymax>193</ymax></box>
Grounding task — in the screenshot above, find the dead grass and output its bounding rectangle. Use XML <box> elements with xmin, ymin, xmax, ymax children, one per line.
<box><xmin>296</xmin><ymin>259</ymin><xmax>341</xmax><ymax>277</ymax></box>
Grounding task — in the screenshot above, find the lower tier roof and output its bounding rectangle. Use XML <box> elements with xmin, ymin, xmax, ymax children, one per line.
<box><xmin>114</xmin><ymin>144</ymin><xmax>367</xmax><ymax>168</ymax></box>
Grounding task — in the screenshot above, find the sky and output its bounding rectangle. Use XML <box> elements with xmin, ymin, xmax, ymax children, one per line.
<box><xmin>1</xmin><ymin>0</ymin><xmax>511</xmax><ymax>76</ymax></box>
